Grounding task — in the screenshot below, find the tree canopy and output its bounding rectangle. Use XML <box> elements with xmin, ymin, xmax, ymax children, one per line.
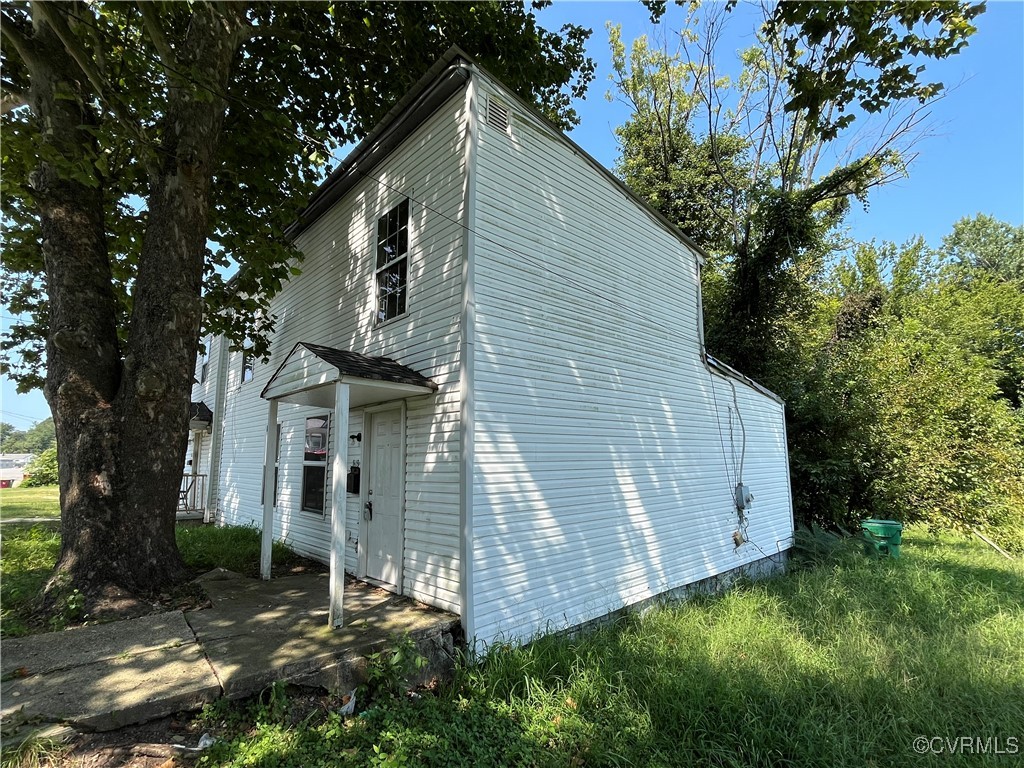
<box><xmin>0</xmin><ymin>417</ymin><xmax>55</xmax><ymax>455</ymax></box>
<box><xmin>1</xmin><ymin>1</ymin><xmax>595</xmax><ymax>385</ymax></box>
<box><xmin>0</xmin><ymin>0</ymin><xmax>596</xmax><ymax>602</ymax></box>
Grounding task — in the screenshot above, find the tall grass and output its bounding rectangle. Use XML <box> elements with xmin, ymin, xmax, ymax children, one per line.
<box><xmin>467</xmin><ymin>531</ymin><xmax>1023</xmax><ymax>767</ymax></box>
<box><xmin>175</xmin><ymin>524</ymin><xmax>308</xmax><ymax>578</ymax></box>
<box><xmin>202</xmin><ymin>528</ymin><xmax>1023</xmax><ymax>768</ymax></box>
<box><xmin>0</xmin><ymin>525</ymin><xmax>61</xmax><ymax>636</ymax></box>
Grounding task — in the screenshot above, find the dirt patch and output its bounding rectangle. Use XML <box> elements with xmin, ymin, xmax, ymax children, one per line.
<box><xmin>251</xmin><ymin>556</ymin><xmax>328</xmax><ymax>580</ymax></box>
<box><xmin>37</xmin><ymin>715</ymin><xmax>208</xmax><ymax>768</ymax></box>
<box><xmin>42</xmin><ymin>686</ymin><xmax>341</xmax><ymax>768</ymax></box>
<box><xmin>86</xmin><ymin>582</ymin><xmax>211</xmax><ymax>624</ymax></box>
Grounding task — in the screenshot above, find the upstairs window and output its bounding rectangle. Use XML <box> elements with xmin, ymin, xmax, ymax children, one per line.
<box><xmin>375</xmin><ymin>199</ymin><xmax>409</xmax><ymax>323</ymax></box>
<box><xmin>241</xmin><ymin>339</ymin><xmax>254</xmax><ymax>384</ymax></box>
<box><xmin>199</xmin><ymin>339</ymin><xmax>210</xmax><ymax>384</ymax></box>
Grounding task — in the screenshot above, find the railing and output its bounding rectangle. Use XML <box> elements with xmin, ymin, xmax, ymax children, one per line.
<box><xmin>179</xmin><ymin>473</ymin><xmax>207</xmax><ymax>514</ymax></box>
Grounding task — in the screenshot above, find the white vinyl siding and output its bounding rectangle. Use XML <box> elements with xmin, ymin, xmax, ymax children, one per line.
<box><xmin>186</xmin><ymin>335</ymin><xmax>224</xmax><ymax>510</ymax></box>
<box><xmin>209</xmin><ymin>92</ymin><xmax>468</xmax><ymax>613</ymax></box>
<box><xmin>468</xmin><ymin>74</ymin><xmax>794</xmax><ymax>646</ymax></box>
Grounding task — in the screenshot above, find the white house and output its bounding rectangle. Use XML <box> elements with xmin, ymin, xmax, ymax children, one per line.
<box><xmin>187</xmin><ymin>48</ymin><xmax>794</xmax><ymax>649</ymax></box>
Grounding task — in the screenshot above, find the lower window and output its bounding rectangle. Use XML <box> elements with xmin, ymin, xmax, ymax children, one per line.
<box><xmin>301</xmin><ymin>465</ymin><xmax>326</xmax><ymax>513</ymax></box>
<box><xmin>301</xmin><ymin>415</ymin><xmax>329</xmax><ymax>513</ymax></box>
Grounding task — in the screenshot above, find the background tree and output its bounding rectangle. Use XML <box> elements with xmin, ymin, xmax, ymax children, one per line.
<box><xmin>941</xmin><ymin>213</ymin><xmax>1024</xmax><ymax>285</ymax></box>
<box><xmin>612</xmin><ymin>1</ymin><xmax>983</xmax><ymax>382</ymax></box>
<box><xmin>0</xmin><ymin>1</ymin><xmax>594</xmax><ymax>607</ymax></box>
<box><xmin>800</xmin><ymin>236</ymin><xmax>1024</xmax><ymax>551</ymax></box>
<box><xmin>0</xmin><ymin>417</ymin><xmax>56</xmax><ymax>455</ymax></box>
<box><xmin>22</xmin><ymin>447</ymin><xmax>59</xmax><ymax>487</ymax></box>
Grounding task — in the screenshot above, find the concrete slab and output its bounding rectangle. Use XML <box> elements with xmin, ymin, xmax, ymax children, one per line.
<box><xmin>201</xmin><ymin>630</ymin><xmax>379</xmax><ymax>697</ymax></box>
<box><xmin>1</xmin><ymin>644</ymin><xmax>220</xmax><ymax>732</ymax></box>
<box><xmin>1</xmin><ymin>572</ymin><xmax>459</xmax><ymax>739</ymax></box>
<box><xmin>1</xmin><ymin>612</ymin><xmax>196</xmax><ymax>677</ymax></box>
<box><xmin>186</xmin><ymin>575</ymin><xmax>457</xmax><ymax>698</ymax></box>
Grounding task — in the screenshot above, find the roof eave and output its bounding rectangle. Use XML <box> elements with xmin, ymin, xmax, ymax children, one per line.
<box><xmin>705</xmin><ymin>354</ymin><xmax>785</xmax><ymax>404</ymax></box>
<box><xmin>285</xmin><ymin>47</ymin><xmax>474</xmax><ymax>241</ymax></box>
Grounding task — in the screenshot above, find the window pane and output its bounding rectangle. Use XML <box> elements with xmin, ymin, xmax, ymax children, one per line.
<box><xmin>376</xmin><ymin>259</ymin><xmax>407</xmax><ymax>322</ymax></box>
<box><xmin>375</xmin><ymin>199</ymin><xmax>409</xmax><ymax>269</ymax></box>
<box><xmin>301</xmin><ymin>465</ymin><xmax>325</xmax><ymax>512</ymax></box>
<box><xmin>377</xmin><ymin>234</ymin><xmax>396</xmax><ymax>268</ymax></box>
<box><xmin>304</xmin><ymin>416</ymin><xmax>328</xmax><ymax>462</ymax></box>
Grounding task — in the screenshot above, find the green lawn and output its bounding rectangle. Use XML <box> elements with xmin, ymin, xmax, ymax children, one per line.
<box><xmin>0</xmin><ymin>485</ymin><xmax>60</xmax><ymax>520</ymax></box>
<box><xmin>0</xmin><ymin>524</ymin><xmax>61</xmax><ymax>636</ymax></box>
<box><xmin>193</xmin><ymin>529</ymin><xmax>1023</xmax><ymax>768</ymax></box>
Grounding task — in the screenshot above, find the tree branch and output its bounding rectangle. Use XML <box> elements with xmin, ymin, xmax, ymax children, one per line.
<box><xmin>30</xmin><ymin>2</ymin><xmax>150</xmax><ymax>146</ymax></box>
<box><xmin>0</xmin><ymin>10</ymin><xmax>40</xmax><ymax>68</ymax></box>
<box><xmin>1</xmin><ymin>89</ymin><xmax>27</xmax><ymax>114</ymax></box>
<box><xmin>31</xmin><ymin>2</ymin><xmax>108</xmax><ymax>103</ymax></box>
<box><xmin>136</xmin><ymin>2</ymin><xmax>176</xmax><ymax>78</ymax></box>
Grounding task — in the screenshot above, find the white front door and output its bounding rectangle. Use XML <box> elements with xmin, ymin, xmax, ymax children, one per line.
<box><xmin>364</xmin><ymin>407</ymin><xmax>403</xmax><ymax>588</ymax></box>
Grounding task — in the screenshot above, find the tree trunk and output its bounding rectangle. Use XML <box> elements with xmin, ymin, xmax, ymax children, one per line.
<box><xmin>23</xmin><ymin>4</ymin><xmax>246</xmax><ymax>601</ymax></box>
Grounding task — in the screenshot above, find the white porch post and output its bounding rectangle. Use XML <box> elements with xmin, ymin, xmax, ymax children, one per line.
<box><xmin>260</xmin><ymin>398</ymin><xmax>279</xmax><ymax>580</ymax></box>
<box><xmin>329</xmin><ymin>381</ymin><xmax>350</xmax><ymax>628</ymax></box>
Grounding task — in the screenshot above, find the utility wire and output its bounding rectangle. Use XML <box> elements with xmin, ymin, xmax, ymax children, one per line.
<box><xmin>355</xmin><ymin>168</ymin><xmax>766</xmax><ymax>549</ymax></box>
<box><xmin>31</xmin><ymin>5</ymin><xmax>778</xmax><ymax>553</ymax></box>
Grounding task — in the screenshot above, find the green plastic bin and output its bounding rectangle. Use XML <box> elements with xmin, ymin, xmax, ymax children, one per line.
<box><xmin>861</xmin><ymin>519</ymin><xmax>903</xmax><ymax>559</ymax></box>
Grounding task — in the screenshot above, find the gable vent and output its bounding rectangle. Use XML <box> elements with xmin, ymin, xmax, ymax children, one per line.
<box><xmin>486</xmin><ymin>98</ymin><xmax>510</xmax><ymax>133</ymax></box>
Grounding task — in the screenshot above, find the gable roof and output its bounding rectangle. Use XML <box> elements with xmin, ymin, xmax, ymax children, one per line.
<box><xmin>284</xmin><ymin>47</ymin><xmax>710</xmax><ymax>265</ymax></box>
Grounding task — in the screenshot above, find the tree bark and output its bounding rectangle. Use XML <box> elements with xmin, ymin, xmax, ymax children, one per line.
<box><xmin>21</xmin><ymin>3</ymin><xmax>247</xmax><ymax>600</ymax></box>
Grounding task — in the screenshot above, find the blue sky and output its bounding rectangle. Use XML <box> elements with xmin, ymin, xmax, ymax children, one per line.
<box><xmin>3</xmin><ymin>1</ymin><xmax>1022</xmax><ymax>427</ymax></box>
<box><xmin>537</xmin><ymin>0</ymin><xmax>1024</xmax><ymax>246</ymax></box>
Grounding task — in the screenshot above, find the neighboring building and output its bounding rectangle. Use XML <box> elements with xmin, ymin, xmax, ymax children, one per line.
<box><xmin>188</xmin><ymin>48</ymin><xmax>794</xmax><ymax>649</ymax></box>
<box><xmin>0</xmin><ymin>453</ymin><xmax>35</xmax><ymax>469</ymax></box>
<box><xmin>0</xmin><ymin>454</ymin><xmax>35</xmax><ymax>488</ymax></box>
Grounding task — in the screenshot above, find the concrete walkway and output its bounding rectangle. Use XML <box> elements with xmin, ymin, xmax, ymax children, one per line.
<box><xmin>1</xmin><ymin>572</ymin><xmax>458</xmax><ymax>742</ymax></box>
<box><xmin>0</xmin><ymin>517</ymin><xmax>59</xmax><ymax>525</ymax></box>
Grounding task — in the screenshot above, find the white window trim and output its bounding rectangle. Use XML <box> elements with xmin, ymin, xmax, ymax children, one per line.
<box><xmin>301</xmin><ymin>414</ymin><xmax>330</xmax><ymax>515</ymax></box>
<box><xmin>374</xmin><ymin>198</ymin><xmax>411</xmax><ymax>325</ymax></box>
<box><xmin>240</xmin><ymin>340</ymin><xmax>255</xmax><ymax>385</ymax></box>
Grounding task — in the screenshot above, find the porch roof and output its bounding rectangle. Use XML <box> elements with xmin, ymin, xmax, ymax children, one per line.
<box><xmin>189</xmin><ymin>401</ymin><xmax>214</xmax><ymax>430</ymax></box>
<box><xmin>260</xmin><ymin>342</ymin><xmax>438</xmax><ymax>409</ymax></box>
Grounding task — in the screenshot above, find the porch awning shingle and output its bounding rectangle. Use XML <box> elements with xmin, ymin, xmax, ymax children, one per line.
<box><xmin>189</xmin><ymin>401</ymin><xmax>214</xmax><ymax>430</ymax></box>
<box><xmin>260</xmin><ymin>342</ymin><xmax>438</xmax><ymax>408</ymax></box>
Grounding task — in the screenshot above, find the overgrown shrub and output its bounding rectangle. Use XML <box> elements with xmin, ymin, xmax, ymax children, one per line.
<box><xmin>783</xmin><ymin>241</ymin><xmax>1024</xmax><ymax>553</ymax></box>
<box><xmin>21</xmin><ymin>447</ymin><xmax>58</xmax><ymax>487</ymax></box>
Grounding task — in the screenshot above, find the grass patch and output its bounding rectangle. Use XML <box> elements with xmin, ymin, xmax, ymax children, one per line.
<box><xmin>176</xmin><ymin>524</ymin><xmax>317</xmax><ymax>578</ymax></box>
<box><xmin>0</xmin><ymin>485</ymin><xmax>60</xmax><ymax>520</ymax></box>
<box><xmin>0</xmin><ymin>524</ymin><xmax>317</xmax><ymax>638</ymax></box>
<box><xmin>198</xmin><ymin>528</ymin><xmax>1023</xmax><ymax>768</ymax></box>
<box><xmin>0</xmin><ymin>524</ymin><xmax>62</xmax><ymax>637</ymax></box>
